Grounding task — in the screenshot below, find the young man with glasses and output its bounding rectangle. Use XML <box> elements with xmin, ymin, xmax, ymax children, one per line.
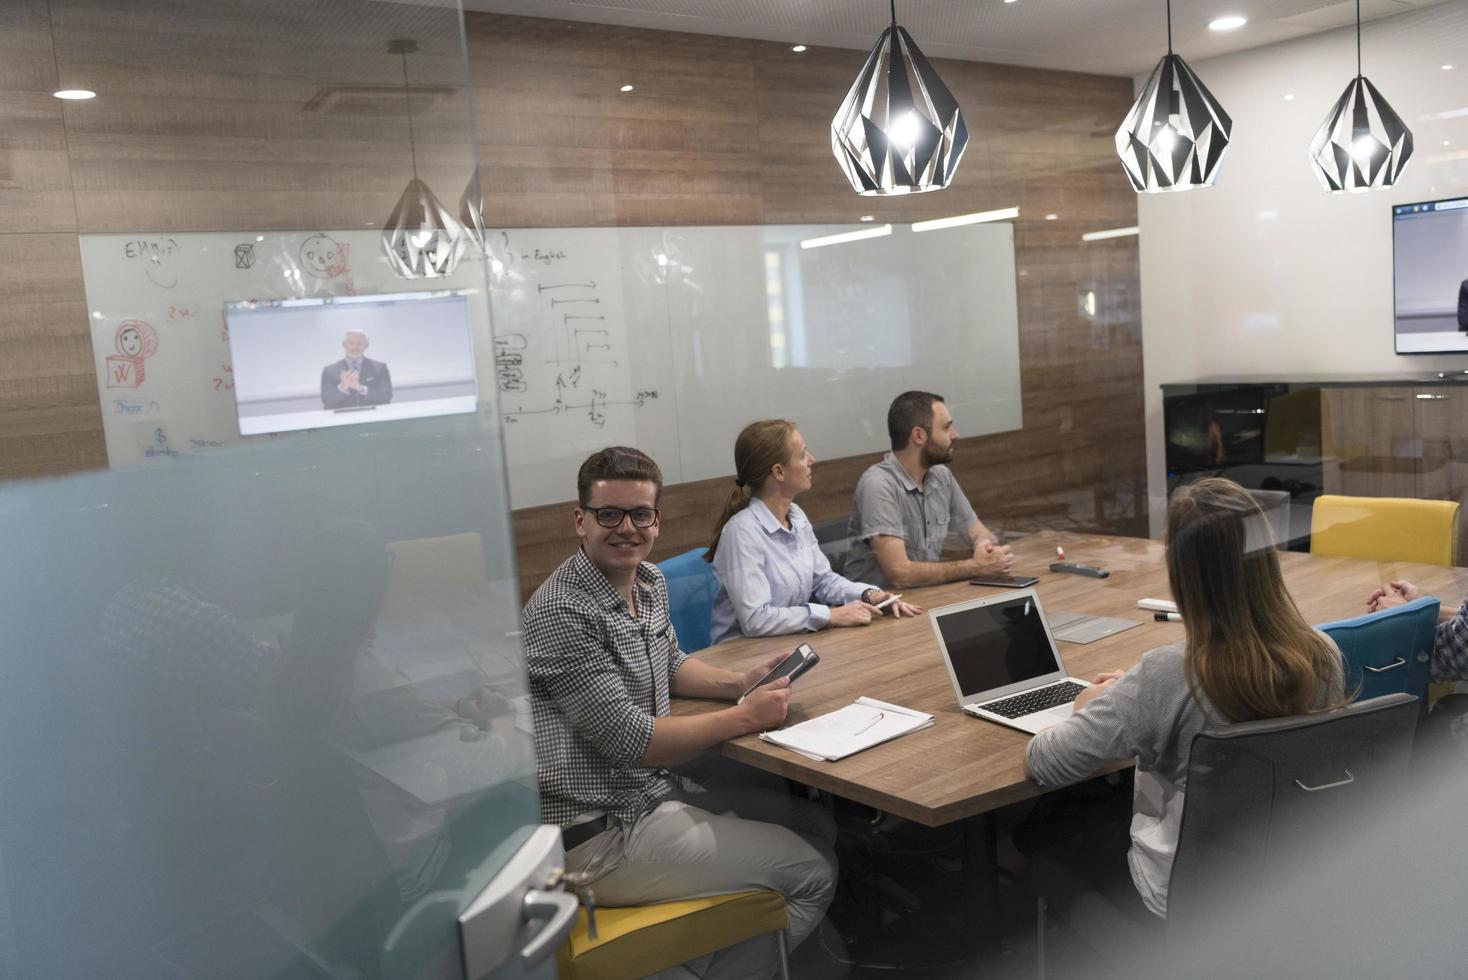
<box><xmin>523</xmin><ymin>447</ymin><xmax>837</xmax><ymax>977</ymax></box>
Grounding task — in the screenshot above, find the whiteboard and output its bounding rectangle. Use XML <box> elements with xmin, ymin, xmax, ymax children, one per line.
<box><xmin>80</xmin><ymin>222</ymin><xmax>1021</xmax><ymax>507</ymax></box>
<box><xmin>485</xmin><ymin>223</ymin><xmax>1021</xmax><ymax>506</ymax></box>
<box><xmin>79</xmin><ymin>231</ymin><xmax>494</xmax><ymax>463</ymax></box>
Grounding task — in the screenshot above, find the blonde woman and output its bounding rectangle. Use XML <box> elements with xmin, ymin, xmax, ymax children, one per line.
<box><xmin>1024</xmin><ymin>477</ymin><xmax>1345</xmax><ymax>918</ymax></box>
<box><xmin>707</xmin><ymin>420</ymin><xmax>921</xmax><ymax>646</ymax></box>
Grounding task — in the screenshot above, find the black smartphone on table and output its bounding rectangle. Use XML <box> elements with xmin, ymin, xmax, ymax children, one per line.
<box><xmin>738</xmin><ymin>643</ymin><xmax>820</xmax><ymax>703</ymax></box>
<box><xmin>969</xmin><ymin>574</ymin><xmax>1041</xmax><ymax>588</ymax></box>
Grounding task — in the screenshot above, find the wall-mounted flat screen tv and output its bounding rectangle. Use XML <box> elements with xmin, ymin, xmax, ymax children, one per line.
<box><xmin>1393</xmin><ymin>195</ymin><xmax>1468</xmax><ymax>354</ymax></box>
<box><xmin>225</xmin><ymin>290</ymin><xmax>479</xmax><ymax>436</ymax></box>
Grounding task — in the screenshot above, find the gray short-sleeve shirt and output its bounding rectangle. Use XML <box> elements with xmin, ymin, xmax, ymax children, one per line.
<box><xmin>842</xmin><ymin>453</ymin><xmax>979</xmax><ymax>587</ymax></box>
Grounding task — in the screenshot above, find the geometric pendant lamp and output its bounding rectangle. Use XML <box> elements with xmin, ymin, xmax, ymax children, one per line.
<box><xmin>458</xmin><ymin>166</ymin><xmax>489</xmax><ymax>253</ymax></box>
<box><xmin>383</xmin><ymin>178</ymin><xmax>468</xmax><ymax>278</ymax></box>
<box><xmin>1115</xmin><ymin>0</ymin><xmax>1232</xmax><ymax>193</ymax></box>
<box><xmin>1308</xmin><ymin>0</ymin><xmax>1413</xmax><ymax>192</ymax></box>
<box><xmin>831</xmin><ymin>0</ymin><xmax>968</xmax><ymax>196</ymax></box>
<box><xmin>381</xmin><ymin>39</ymin><xmax>469</xmax><ymax>278</ymax></box>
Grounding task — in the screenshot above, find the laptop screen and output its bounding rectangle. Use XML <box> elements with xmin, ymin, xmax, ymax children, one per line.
<box><xmin>935</xmin><ymin>594</ymin><xmax>1061</xmax><ymax>697</ymax></box>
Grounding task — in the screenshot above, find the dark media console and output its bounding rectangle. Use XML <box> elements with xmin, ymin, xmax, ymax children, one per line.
<box><xmin>1162</xmin><ymin>377</ymin><xmax>1468</xmax><ymax>553</ymax></box>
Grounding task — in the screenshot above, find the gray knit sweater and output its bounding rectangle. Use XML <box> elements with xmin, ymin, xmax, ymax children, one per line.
<box><xmin>1026</xmin><ymin>639</ymin><xmax>1343</xmax><ymax>917</ymax></box>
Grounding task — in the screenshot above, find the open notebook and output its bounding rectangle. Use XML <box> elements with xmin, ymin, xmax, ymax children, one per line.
<box><xmin>759</xmin><ymin>697</ymin><xmax>934</xmax><ymax>762</ymax></box>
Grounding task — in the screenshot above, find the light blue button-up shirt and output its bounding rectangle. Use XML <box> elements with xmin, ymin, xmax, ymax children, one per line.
<box><xmin>709</xmin><ymin>498</ymin><xmax>876</xmax><ymax>646</ymax></box>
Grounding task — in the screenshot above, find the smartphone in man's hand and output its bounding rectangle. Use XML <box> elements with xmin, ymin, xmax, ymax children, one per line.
<box><xmin>738</xmin><ymin>643</ymin><xmax>820</xmax><ymax>704</ymax></box>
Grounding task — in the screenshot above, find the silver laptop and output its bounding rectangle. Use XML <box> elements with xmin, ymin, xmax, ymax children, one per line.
<box><xmin>929</xmin><ymin>589</ymin><xmax>1090</xmax><ymax>734</ymax></box>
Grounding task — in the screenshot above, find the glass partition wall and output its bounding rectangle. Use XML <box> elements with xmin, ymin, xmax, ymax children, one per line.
<box><xmin>7</xmin><ymin>0</ymin><xmax>1468</xmax><ymax>976</ymax></box>
<box><xmin>0</xmin><ymin>1</ymin><xmax>535</xmax><ymax>977</ymax></box>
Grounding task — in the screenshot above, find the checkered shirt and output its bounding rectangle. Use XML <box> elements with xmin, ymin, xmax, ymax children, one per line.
<box><xmin>1432</xmin><ymin>595</ymin><xmax>1468</xmax><ymax>683</ymax></box>
<box><xmin>523</xmin><ymin>549</ymin><xmax>689</xmax><ymax>827</ymax></box>
<box><xmin>99</xmin><ymin>577</ymin><xmax>277</xmax><ymax>772</ymax></box>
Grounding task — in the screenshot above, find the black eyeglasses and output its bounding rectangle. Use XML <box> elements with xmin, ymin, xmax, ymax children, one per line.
<box><xmin>584</xmin><ymin>505</ymin><xmax>660</xmax><ymax>529</ymax></box>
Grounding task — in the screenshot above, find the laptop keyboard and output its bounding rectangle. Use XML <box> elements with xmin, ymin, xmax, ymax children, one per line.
<box><xmin>980</xmin><ymin>681</ymin><xmax>1087</xmax><ymax>719</ymax></box>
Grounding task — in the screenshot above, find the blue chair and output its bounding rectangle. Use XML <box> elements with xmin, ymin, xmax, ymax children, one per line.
<box><xmin>1317</xmin><ymin>596</ymin><xmax>1440</xmax><ymax>703</ymax></box>
<box><xmin>657</xmin><ymin>547</ymin><xmax>718</xmax><ymax>653</ymax></box>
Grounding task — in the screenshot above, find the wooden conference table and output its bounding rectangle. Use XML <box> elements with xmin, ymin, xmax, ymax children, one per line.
<box><xmin>673</xmin><ymin>531</ymin><xmax>1468</xmax><ymax>828</ymax></box>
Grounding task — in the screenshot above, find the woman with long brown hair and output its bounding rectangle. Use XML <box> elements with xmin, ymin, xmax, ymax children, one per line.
<box><xmin>707</xmin><ymin>419</ymin><xmax>921</xmax><ymax>646</ymax></box>
<box><xmin>1024</xmin><ymin>477</ymin><xmax>1345</xmax><ymax>918</ymax></box>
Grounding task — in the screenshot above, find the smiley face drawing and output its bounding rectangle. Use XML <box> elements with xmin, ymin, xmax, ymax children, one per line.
<box><xmin>116</xmin><ymin>320</ymin><xmax>159</xmax><ymax>359</ymax></box>
<box><xmin>144</xmin><ymin>240</ymin><xmax>179</xmax><ymax>289</ymax></box>
<box><xmin>300</xmin><ymin>234</ymin><xmax>350</xmax><ymax>279</ymax></box>
<box><xmin>106</xmin><ymin>320</ymin><xmax>159</xmax><ymax>389</ymax></box>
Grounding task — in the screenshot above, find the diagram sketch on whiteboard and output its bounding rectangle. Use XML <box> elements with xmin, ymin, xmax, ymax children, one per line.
<box><xmin>490</xmin><ymin>231</ymin><xmax>656</xmax><ymax>431</ymax></box>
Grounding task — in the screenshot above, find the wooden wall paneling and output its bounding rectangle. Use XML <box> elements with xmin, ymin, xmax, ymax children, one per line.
<box><xmin>467</xmin><ymin>14</ymin><xmax>765</xmax><ymax>228</ymax></box>
<box><xmin>0</xmin><ymin>1</ymin><xmax>61</xmax><ymax>93</ymax></box>
<box><xmin>0</xmin><ymin>91</ymin><xmax>80</xmax><ymax>234</ymax></box>
<box><xmin>53</xmin><ymin>0</ymin><xmax>478</xmax><ymax>233</ymax></box>
<box><xmin>0</xmin><ymin>233</ymin><xmax>105</xmax><ymax>479</ymax></box>
<box><xmin>0</xmin><ymin>2</ymin><xmax>79</xmax><ymax>235</ymax></box>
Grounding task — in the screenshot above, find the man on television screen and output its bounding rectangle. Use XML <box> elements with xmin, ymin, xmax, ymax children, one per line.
<box><xmin>1458</xmin><ymin>278</ymin><xmax>1468</xmax><ymax>332</ymax></box>
<box><xmin>321</xmin><ymin>329</ymin><xmax>392</xmax><ymax>409</ymax></box>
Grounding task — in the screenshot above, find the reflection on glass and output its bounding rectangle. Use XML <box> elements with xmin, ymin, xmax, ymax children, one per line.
<box><xmin>764</xmin><ymin>249</ymin><xmax>788</xmax><ymax>369</ymax></box>
<box><xmin>0</xmin><ymin>422</ymin><xmax>535</xmax><ymax>978</ymax></box>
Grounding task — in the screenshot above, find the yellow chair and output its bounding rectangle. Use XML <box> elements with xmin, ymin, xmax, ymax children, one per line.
<box><xmin>1310</xmin><ymin>494</ymin><xmax>1461</xmax><ymax>703</ymax></box>
<box><xmin>1309</xmin><ymin>495</ymin><xmax>1459</xmax><ymax>567</ymax></box>
<box><xmin>556</xmin><ymin>890</ymin><xmax>791</xmax><ymax>980</ymax></box>
<box><xmin>382</xmin><ymin>532</ymin><xmax>488</xmax><ymax>615</ymax></box>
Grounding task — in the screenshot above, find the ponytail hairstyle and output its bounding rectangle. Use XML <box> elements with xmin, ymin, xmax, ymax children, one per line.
<box><xmin>1166</xmin><ymin>477</ymin><xmax>1347</xmax><ymax>723</ymax></box>
<box><xmin>705</xmin><ymin>419</ymin><xmax>797</xmax><ymax>562</ymax></box>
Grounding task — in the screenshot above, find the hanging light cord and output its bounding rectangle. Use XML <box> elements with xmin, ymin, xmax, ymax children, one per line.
<box><xmin>399</xmin><ymin>50</ymin><xmax>420</xmax><ymax>180</ymax></box>
<box><xmin>1166</xmin><ymin>0</ymin><xmax>1173</xmax><ymax>54</ymax></box>
<box><xmin>1356</xmin><ymin>0</ymin><xmax>1362</xmax><ymax>77</ymax></box>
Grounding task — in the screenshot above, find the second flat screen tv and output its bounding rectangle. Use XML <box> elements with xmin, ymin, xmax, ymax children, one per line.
<box><xmin>225</xmin><ymin>290</ymin><xmax>479</xmax><ymax>436</ymax></box>
<box><xmin>1393</xmin><ymin>195</ymin><xmax>1468</xmax><ymax>354</ymax></box>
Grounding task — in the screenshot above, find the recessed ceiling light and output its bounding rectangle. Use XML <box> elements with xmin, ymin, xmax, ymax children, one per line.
<box><xmin>619</xmin><ymin>84</ymin><xmax>634</xmax><ymax>92</ymax></box>
<box><xmin>53</xmin><ymin>89</ymin><xmax>95</xmax><ymax>100</ymax></box>
<box><xmin>1044</xmin><ymin>213</ymin><xmax>1058</xmax><ymax>220</ymax></box>
<box><xmin>791</xmin><ymin>44</ymin><xmax>807</xmax><ymax>52</ymax></box>
<box><xmin>1209</xmin><ymin>15</ymin><xmax>1247</xmax><ymax>31</ymax></box>
<box><xmin>859</xmin><ymin>214</ymin><xmax>875</xmax><ymax>222</ymax></box>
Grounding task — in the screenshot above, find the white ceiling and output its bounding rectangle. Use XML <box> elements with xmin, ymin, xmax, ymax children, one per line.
<box><xmin>464</xmin><ymin>0</ymin><xmax>1457</xmax><ymax>76</ymax></box>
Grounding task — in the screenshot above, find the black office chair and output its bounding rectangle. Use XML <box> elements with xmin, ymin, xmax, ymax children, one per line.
<box><xmin>1031</xmin><ymin>692</ymin><xmax>1419</xmax><ymax>980</ymax></box>
<box><xmin>811</xmin><ymin>513</ymin><xmax>854</xmax><ymax>576</ymax></box>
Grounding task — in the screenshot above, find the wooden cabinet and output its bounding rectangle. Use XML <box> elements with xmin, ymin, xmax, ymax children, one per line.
<box><xmin>1322</xmin><ymin>386</ymin><xmax>1419</xmax><ymax>498</ymax></box>
<box><xmin>1413</xmin><ymin>387</ymin><xmax>1468</xmax><ymax>503</ymax></box>
<box><xmin>1165</xmin><ymin>379</ymin><xmax>1468</xmax><ymax>559</ymax></box>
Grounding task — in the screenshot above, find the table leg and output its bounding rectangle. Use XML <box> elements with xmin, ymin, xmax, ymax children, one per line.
<box><xmin>963</xmin><ymin>811</ymin><xmax>1002</xmax><ymax>950</ymax></box>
